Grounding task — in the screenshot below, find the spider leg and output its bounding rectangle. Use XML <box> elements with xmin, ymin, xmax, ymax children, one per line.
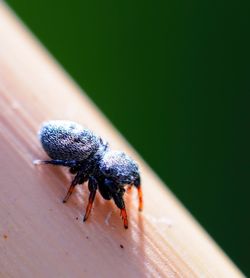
<box><xmin>63</xmin><ymin>171</ymin><xmax>88</xmax><ymax>203</ymax></box>
<box><xmin>136</xmin><ymin>184</ymin><xmax>143</xmax><ymax>211</ymax></box>
<box><xmin>120</xmin><ymin>208</ymin><xmax>128</xmax><ymax>229</ymax></box>
<box><xmin>98</xmin><ymin>181</ymin><xmax>112</xmax><ymax>200</ymax></box>
<box><xmin>112</xmin><ymin>192</ymin><xmax>128</xmax><ymax>229</ymax></box>
<box><xmin>134</xmin><ymin>177</ymin><xmax>143</xmax><ymax>211</ymax></box>
<box><xmin>83</xmin><ymin>177</ymin><xmax>97</xmax><ymax>222</ymax></box>
<box><xmin>63</xmin><ymin>173</ymin><xmax>79</xmax><ymax>203</ymax></box>
<box><xmin>34</xmin><ymin>159</ymin><xmax>78</xmax><ymax>168</ymax></box>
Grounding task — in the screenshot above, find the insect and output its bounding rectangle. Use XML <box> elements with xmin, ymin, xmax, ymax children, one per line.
<box><xmin>35</xmin><ymin>120</ymin><xmax>143</xmax><ymax>229</ymax></box>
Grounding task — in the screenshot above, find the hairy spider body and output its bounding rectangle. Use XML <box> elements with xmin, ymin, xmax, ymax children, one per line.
<box><xmin>36</xmin><ymin>120</ymin><xmax>142</xmax><ymax>229</ymax></box>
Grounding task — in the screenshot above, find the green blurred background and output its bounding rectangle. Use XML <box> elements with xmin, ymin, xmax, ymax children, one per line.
<box><xmin>5</xmin><ymin>0</ymin><xmax>249</xmax><ymax>275</ymax></box>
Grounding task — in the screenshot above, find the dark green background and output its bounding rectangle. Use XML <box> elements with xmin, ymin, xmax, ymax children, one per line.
<box><xmin>6</xmin><ymin>0</ymin><xmax>249</xmax><ymax>275</ymax></box>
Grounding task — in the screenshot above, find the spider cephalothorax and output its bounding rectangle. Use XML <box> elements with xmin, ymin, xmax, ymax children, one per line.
<box><xmin>35</xmin><ymin>120</ymin><xmax>143</xmax><ymax>229</ymax></box>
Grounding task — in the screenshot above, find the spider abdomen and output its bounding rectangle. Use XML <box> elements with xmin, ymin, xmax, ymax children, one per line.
<box><xmin>39</xmin><ymin>120</ymin><xmax>102</xmax><ymax>161</ymax></box>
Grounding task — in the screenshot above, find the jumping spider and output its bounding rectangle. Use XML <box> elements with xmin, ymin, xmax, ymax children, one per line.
<box><xmin>35</xmin><ymin>120</ymin><xmax>143</xmax><ymax>229</ymax></box>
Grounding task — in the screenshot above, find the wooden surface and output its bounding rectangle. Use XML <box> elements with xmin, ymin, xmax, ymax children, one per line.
<box><xmin>0</xmin><ymin>3</ymin><xmax>244</xmax><ymax>277</ymax></box>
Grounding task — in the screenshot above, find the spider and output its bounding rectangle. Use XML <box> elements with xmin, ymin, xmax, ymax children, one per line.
<box><xmin>35</xmin><ymin>120</ymin><xmax>143</xmax><ymax>229</ymax></box>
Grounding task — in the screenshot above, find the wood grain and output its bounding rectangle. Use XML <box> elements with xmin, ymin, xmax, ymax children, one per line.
<box><xmin>0</xmin><ymin>3</ymin><xmax>244</xmax><ymax>277</ymax></box>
